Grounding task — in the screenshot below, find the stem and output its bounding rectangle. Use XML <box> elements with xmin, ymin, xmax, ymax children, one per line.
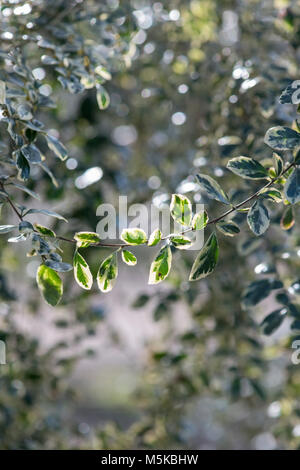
<box><xmin>3</xmin><ymin>161</ymin><xmax>295</xmax><ymax>249</ymax></box>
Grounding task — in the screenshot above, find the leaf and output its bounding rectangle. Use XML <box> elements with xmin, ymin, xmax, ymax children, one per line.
<box><xmin>36</xmin><ymin>264</ymin><xmax>63</xmax><ymax>306</ymax></box>
<box><xmin>192</xmin><ymin>210</ymin><xmax>208</xmax><ymax>230</ymax></box>
<box><xmin>34</xmin><ymin>223</ymin><xmax>56</xmax><ymax>237</ymax></box>
<box><xmin>189</xmin><ymin>232</ymin><xmax>219</xmax><ymax>281</ymax></box>
<box><xmin>148</xmin><ymin>228</ymin><xmax>161</xmax><ymax>246</ymax></box>
<box><xmin>170</xmin><ymin>194</ymin><xmax>192</xmax><ymax>226</ymax></box>
<box><xmin>121</xmin><ymin>249</ymin><xmax>137</xmax><ymax>266</ymax></box>
<box><xmin>21</xmin><ymin>144</ymin><xmax>42</xmax><ymax>164</ymax></box>
<box><xmin>44</xmin><ymin>260</ymin><xmax>73</xmax><ymax>272</ymax></box>
<box><xmin>279</xmin><ymin>80</ymin><xmax>300</xmax><ymax>105</ymax></box>
<box><xmin>17</xmin><ymin>104</ymin><xmax>33</xmax><ymax>120</ymax></box>
<box><xmin>97</xmin><ymin>251</ymin><xmax>118</xmax><ymax>292</ymax></box>
<box><xmin>121</xmin><ymin>228</ymin><xmax>147</xmax><ymax>245</ymax></box>
<box><xmin>10</xmin><ymin>182</ymin><xmax>40</xmax><ymax>200</ymax></box>
<box><xmin>259</xmin><ymin>188</ymin><xmax>282</xmax><ymax>203</ymax></box>
<box><xmin>96</xmin><ymin>84</ymin><xmax>110</xmax><ymax>110</ymax></box>
<box><xmin>284</xmin><ymin>167</ymin><xmax>300</xmax><ymax>204</ymax></box>
<box><xmin>264</xmin><ymin>126</ymin><xmax>300</xmax><ymax>151</ymax></box>
<box><xmin>73</xmin><ymin>250</ymin><xmax>93</xmax><ymax>290</ymax></box>
<box><xmin>247</xmin><ymin>200</ymin><xmax>270</xmax><ymax>236</ymax></box>
<box><xmin>227</xmin><ymin>157</ymin><xmax>268</xmax><ymax>180</ymax></box>
<box><xmin>74</xmin><ymin>231</ymin><xmax>101</xmax><ymax>248</ymax></box>
<box><xmin>148</xmin><ymin>245</ymin><xmax>172</xmax><ymax>285</ymax></box>
<box><xmin>242</xmin><ymin>278</ymin><xmax>282</xmax><ymax>308</ymax></box>
<box><xmin>16</xmin><ymin>151</ymin><xmax>30</xmax><ymax>180</ymax></box>
<box><xmin>216</xmin><ymin>220</ymin><xmax>240</xmax><ymax>237</ymax></box>
<box><xmin>0</xmin><ymin>225</ymin><xmax>17</xmax><ymax>234</ymax></box>
<box><xmin>46</xmin><ymin>134</ymin><xmax>68</xmax><ymax>161</ymax></box>
<box><xmin>196</xmin><ymin>174</ymin><xmax>229</xmax><ymax>204</ymax></box>
<box><xmin>25</xmin><ymin>208</ymin><xmax>67</xmax><ymax>222</ymax></box>
<box><xmin>261</xmin><ymin>309</ymin><xmax>287</xmax><ymax>335</ymax></box>
<box><xmin>280</xmin><ymin>206</ymin><xmax>294</xmax><ymax>230</ymax></box>
<box><xmin>273</xmin><ymin>153</ymin><xmax>284</xmax><ymax>176</ymax></box>
<box><xmin>170</xmin><ymin>234</ymin><xmax>193</xmax><ymax>249</ymax></box>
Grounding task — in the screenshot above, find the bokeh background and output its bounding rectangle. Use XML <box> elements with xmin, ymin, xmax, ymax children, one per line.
<box><xmin>0</xmin><ymin>0</ymin><xmax>300</xmax><ymax>450</ymax></box>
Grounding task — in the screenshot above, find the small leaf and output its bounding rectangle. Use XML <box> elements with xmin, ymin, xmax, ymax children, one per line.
<box><xmin>196</xmin><ymin>174</ymin><xmax>229</xmax><ymax>204</ymax></box>
<box><xmin>170</xmin><ymin>194</ymin><xmax>192</xmax><ymax>226</ymax></box>
<box><xmin>74</xmin><ymin>231</ymin><xmax>101</xmax><ymax>248</ymax></box>
<box><xmin>227</xmin><ymin>157</ymin><xmax>268</xmax><ymax>180</ymax></box>
<box><xmin>261</xmin><ymin>309</ymin><xmax>287</xmax><ymax>335</ymax></box>
<box><xmin>16</xmin><ymin>151</ymin><xmax>30</xmax><ymax>180</ymax></box>
<box><xmin>216</xmin><ymin>220</ymin><xmax>240</xmax><ymax>237</ymax></box>
<box><xmin>284</xmin><ymin>167</ymin><xmax>300</xmax><ymax>204</ymax></box>
<box><xmin>247</xmin><ymin>200</ymin><xmax>270</xmax><ymax>236</ymax></box>
<box><xmin>21</xmin><ymin>144</ymin><xmax>42</xmax><ymax>164</ymax></box>
<box><xmin>96</xmin><ymin>85</ymin><xmax>110</xmax><ymax>110</ymax></box>
<box><xmin>192</xmin><ymin>210</ymin><xmax>208</xmax><ymax>230</ymax></box>
<box><xmin>264</xmin><ymin>126</ymin><xmax>300</xmax><ymax>150</ymax></box>
<box><xmin>121</xmin><ymin>228</ymin><xmax>147</xmax><ymax>245</ymax></box>
<box><xmin>259</xmin><ymin>188</ymin><xmax>282</xmax><ymax>203</ymax></box>
<box><xmin>36</xmin><ymin>264</ymin><xmax>63</xmax><ymax>306</ymax></box>
<box><xmin>279</xmin><ymin>81</ymin><xmax>300</xmax><ymax>105</ymax></box>
<box><xmin>73</xmin><ymin>250</ymin><xmax>93</xmax><ymax>290</ymax></box>
<box><xmin>25</xmin><ymin>208</ymin><xmax>67</xmax><ymax>222</ymax></box>
<box><xmin>273</xmin><ymin>153</ymin><xmax>284</xmax><ymax>176</ymax></box>
<box><xmin>44</xmin><ymin>260</ymin><xmax>73</xmax><ymax>272</ymax></box>
<box><xmin>46</xmin><ymin>134</ymin><xmax>68</xmax><ymax>161</ymax></box>
<box><xmin>121</xmin><ymin>249</ymin><xmax>137</xmax><ymax>266</ymax></box>
<box><xmin>97</xmin><ymin>251</ymin><xmax>118</xmax><ymax>292</ymax></box>
<box><xmin>0</xmin><ymin>225</ymin><xmax>17</xmax><ymax>234</ymax></box>
<box><xmin>34</xmin><ymin>223</ymin><xmax>56</xmax><ymax>237</ymax></box>
<box><xmin>148</xmin><ymin>228</ymin><xmax>161</xmax><ymax>246</ymax></box>
<box><xmin>170</xmin><ymin>234</ymin><xmax>193</xmax><ymax>249</ymax></box>
<box><xmin>10</xmin><ymin>182</ymin><xmax>40</xmax><ymax>199</ymax></box>
<box><xmin>148</xmin><ymin>245</ymin><xmax>172</xmax><ymax>285</ymax></box>
<box><xmin>189</xmin><ymin>232</ymin><xmax>219</xmax><ymax>281</ymax></box>
<box><xmin>280</xmin><ymin>206</ymin><xmax>295</xmax><ymax>230</ymax></box>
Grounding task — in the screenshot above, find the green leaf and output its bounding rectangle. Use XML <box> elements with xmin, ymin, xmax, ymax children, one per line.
<box><xmin>170</xmin><ymin>234</ymin><xmax>193</xmax><ymax>249</ymax></box>
<box><xmin>9</xmin><ymin>182</ymin><xmax>40</xmax><ymax>200</ymax></box>
<box><xmin>196</xmin><ymin>174</ymin><xmax>229</xmax><ymax>204</ymax></box>
<box><xmin>36</xmin><ymin>264</ymin><xmax>63</xmax><ymax>306</ymax></box>
<box><xmin>74</xmin><ymin>231</ymin><xmax>101</xmax><ymax>248</ymax></box>
<box><xmin>261</xmin><ymin>309</ymin><xmax>287</xmax><ymax>335</ymax></box>
<box><xmin>121</xmin><ymin>228</ymin><xmax>147</xmax><ymax>245</ymax></box>
<box><xmin>284</xmin><ymin>167</ymin><xmax>300</xmax><ymax>204</ymax></box>
<box><xmin>189</xmin><ymin>232</ymin><xmax>219</xmax><ymax>281</ymax></box>
<box><xmin>97</xmin><ymin>251</ymin><xmax>118</xmax><ymax>292</ymax></box>
<box><xmin>148</xmin><ymin>245</ymin><xmax>172</xmax><ymax>285</ymax></box>
<box><xmin>170</xmin><ymin>194</ymin><xmax>192</xmax><ymax>226</ymax></box>
<box><xmin>216</xmin><ymin>220</ymin><xmax>240</xmax><ymax>237</ymax></box>
<box><xmin>25</xmin><ymin>208</ymin><xmax>67</xmax><ymax>222</ymax></box>
<box><xmin>96</xmin><ymin>85</ymin><xmax>110</xmax><ymax>110</ymax></box>
<box><xmin>16</xmin><ymin>151</ymin><xmax>30</xmax><ymax>180</ymax></box>
<box><xmin>280</xmin><ymin>206</ymin><xmax>295</xmax><ymax>230</ymax></box>
<box><xmin>148</xmin><ymin>228</ymin><xmax>161</xmax><ymax>246</ymax></box>
<box><xmin>247</xmin><ymin>200</ymin><xmax>270</xmax><ymax>236</ymax></box>
<box><xmin>121</xmin><ymin>249</ymin><xmax>137</xmax><ymax>266</ymax></box>
<box><xmin>259</xmin><ymin>188</ymin><xmax>282</xmax><ymax>203</ymax></box>
<box><xmin>242</xmin><ymin>278</ymin><xmax>282</xmax><ymax>308</ymax></box>
<box><xmin>227</xmin><ymin>156</ymin><xmax>268</xmax><ymax>180</ymax></box>
<box><xmin>273</xmin><ymin>153</ymin><xmax>284</xmax><ymax>176</ymax></box>
<box><xmin>0</xmin><ymin>225</ymin><xmax>17</xmax><ymax>234</ymax></box>
<box><xmin>264</xmin><ymin>126</ymin><xmax>300</xmax><ymax>151</ymax></box>
<box><xmin>34</xmin><ymin>223</ymin><xmax>56</xmax><ymax>237</ymax></box>
<box><xmin>73</xmin><ymin>250</ymin><xmax>93</xmax><ymax>290</ymax></box>
<box><xmin>44</xmin><ymin>260</ymin><xmax>73</xmax><ymax>272</ymax></box>
<box><xmin>279</xmin><ymin>81</ymin><xmax>300</xmax><ymax>105</ymax></box>
<box><xmin>21</xmin><ymin>144</ymin><xmax>42</xmax><ymax>164</ymax></box>
<box><xmin>192</xmin><ymin>210</ymin><xmax>208</xmax><ymax>230</ymax></box>
<box><xmin>46</xmin><ymin>134</ymin><xmax>68</xmax><ymax>161</ymax></box>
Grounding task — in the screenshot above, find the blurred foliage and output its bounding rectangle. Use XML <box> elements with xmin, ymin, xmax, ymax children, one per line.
<box><xmin>0</xmin><ymin>0</ymin><xmax>300</xmax><ymax>450</ymax></box>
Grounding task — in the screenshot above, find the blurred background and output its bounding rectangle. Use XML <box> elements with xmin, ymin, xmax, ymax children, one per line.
<box><xmin>0</xmin><ymin>0</ymin><xmax>300</xmax><ymax>450</ymax></box>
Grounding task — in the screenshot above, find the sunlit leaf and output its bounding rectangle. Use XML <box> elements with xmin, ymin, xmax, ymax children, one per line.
<box><xmin>121</xmin><ymin>249</ymin><xmax>137</xmax><ymax>266</ymax></box>
<box><xmin>189</xmin><ymin>232</ymin><xmax>219</xmax><ymax>281</ymax></box>
<box><xmin>121</xmin><ymin>228</ymin><xmax>147</xmax><ymax>245</ymax></box>
<box><xmin>170</xmin><ymin>194</ymin><xmax>192</xmax><ymax>226</ymax></box>
<box><xmin>192</xmin><ymin>210</ymin><xmax>208</xmax><ymax>230</ymax></box>
<box><xmin>36</xmin><ymin>264</ymin><xmax>63</xmax><ymax>306</ymax></box>
<box><xmin>196</xmin><ymin>174</ymin><xmax>229</xmax><ymax>204</ymax></box>
<box><xmin>73</xmin><ymin>250</ymin><xmax>93</xmax><ymax>290</ymax></box>
<box><xmin>148</xmin><ymin>245</ymin><xmax>172</xmax><ymax>285</ymax></box>
<box><xmin>280</xmin><ymin>206</ymin><xmax>294</xmax><ymax>230</ymax></box>
<box><xmin>227</xmin><ymin>156</ymin><xmax>268</xmax><ymax>180</ymax></box>
<box><xmin>97</xmin><ymin>251</ymin><xmax>118</xmax><ymax>292</ymax></box>
<box><xmin>74</xmin><ymin>231</ymin><xmax>101</xmax><ymax>248</ymax></box>
<box><xmin>148</xmin><ymin>228</ymin><xmax>161</xmax><ymax>246</ymax></box>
